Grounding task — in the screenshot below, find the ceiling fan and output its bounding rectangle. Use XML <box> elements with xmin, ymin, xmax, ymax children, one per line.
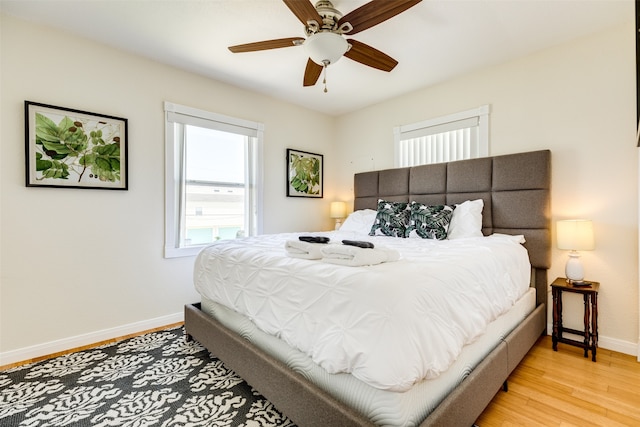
<box><xmin>228</xmin><ymin>0</ymin><xmax>422</xmax><ymax>91</ymax></box>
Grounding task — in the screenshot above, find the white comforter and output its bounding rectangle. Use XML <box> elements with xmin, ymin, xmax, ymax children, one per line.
<box><xmin>193</xmin><ymin>231</ymin><xmax>531</xmax><ymax>392</ymax></box>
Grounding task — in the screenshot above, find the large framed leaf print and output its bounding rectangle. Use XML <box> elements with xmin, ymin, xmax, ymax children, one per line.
<box><xmin>286</xmin><ymin>148</ymin><xmax>323</xmax><ymax>198</ymax></box>
<box><xmin>25</xmin><ymin>101</ymin><xmax>128</xmax><ymax>190</ymax></box>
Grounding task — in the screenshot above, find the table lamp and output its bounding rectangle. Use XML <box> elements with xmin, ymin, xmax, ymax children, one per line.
<box><xmin>330</xmin><ymin>201</ymin><xmax>347</xmax><ymax>230</ymax></box>
<box><xmin>556</xmin><ymin>219</ymin><xmax>594</xmax><ymax>284</ymax></box>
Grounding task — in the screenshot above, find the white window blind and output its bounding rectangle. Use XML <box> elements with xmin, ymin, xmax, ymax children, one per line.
<box><xmin>394</xmin><ymin>105</ymin><xmax>490</xmax><ymax>167</ymax></box>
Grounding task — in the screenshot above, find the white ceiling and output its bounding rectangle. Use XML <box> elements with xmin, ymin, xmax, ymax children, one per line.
<box><xmin>0</xmin><ymin>0</ymin><xmax>632</xmax><ymax>116</ymax></box>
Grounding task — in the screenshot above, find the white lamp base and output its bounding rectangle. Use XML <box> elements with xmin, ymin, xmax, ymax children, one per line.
<box><xmin>565</xmin><ymin>251</ymin><xmax>585</xmax><ymax>282</ymax></box>
<box><xmin>334</xmin><ymin>219</ymin><xmax>343</xmax><ymax>230</ymax></box>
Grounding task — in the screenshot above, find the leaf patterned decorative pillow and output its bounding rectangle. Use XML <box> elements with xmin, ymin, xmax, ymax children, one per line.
<box><xmin>368</xmin><ymin>199</ymin><xmax>409</xmax><ymax>237</ymax></box>
<box><xmin>405</xmin><ymin>202</ymin><xmax>455</xmax><ymax>240</ymax></box>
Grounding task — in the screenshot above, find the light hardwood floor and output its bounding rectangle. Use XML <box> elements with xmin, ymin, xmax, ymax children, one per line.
<box><xmin>4</xmin><ymin>328</ymin><xmax>638</xmax><ymax>426</ymax></box>
<box><xmin>476</xmin><ymin>335</ymin><xmax>640</xmax><ymax>426</ymax></box>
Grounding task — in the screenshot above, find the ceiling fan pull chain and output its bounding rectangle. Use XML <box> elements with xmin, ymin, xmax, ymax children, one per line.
<box><xmin>322</xmin><ymin>60</ymin><xmax>329</xmax><ymax>93</ymax></box>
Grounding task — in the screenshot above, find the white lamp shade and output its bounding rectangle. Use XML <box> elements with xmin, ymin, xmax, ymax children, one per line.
<box><xmin>556</xmin><ymin>220</ymin><xmax>594</xmax><ymax>251</ymax></box>
<box><xmin>557</xmin><ymin>219</ymin><xmax>594</xmax><ymax>282</ymax></box>
<box><xmin>330</xmin><ymin>201</ymin><xmax>347</xmax><ymax>219</ymax></box>
<box><xmin>304</xmin><ymin>32</ymin><xmax>348</xmax><ymax>66</ymax></box>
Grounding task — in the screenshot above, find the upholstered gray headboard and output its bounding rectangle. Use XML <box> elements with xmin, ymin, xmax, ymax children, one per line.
<box><xmin>354</xmin><ymin>150</ymin><xmax>551</xmax><ymax>274</ymax></box>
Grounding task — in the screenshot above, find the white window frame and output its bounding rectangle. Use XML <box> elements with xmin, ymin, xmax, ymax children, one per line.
<box><xmin>393</xmin><ymin>105</ymin><xmax>490</xmax><ymax>167</ymax></box>
<box><xmin>164</xmin><ymin>101</ymin><xmax>264</xmax><ymax>258</ymax></box>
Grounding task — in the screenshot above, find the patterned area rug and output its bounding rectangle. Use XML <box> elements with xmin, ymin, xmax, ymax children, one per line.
<box><xmin>0</xmin><ymin>326</ymin><xmax>296</xmax><ymax>426</ymax></box>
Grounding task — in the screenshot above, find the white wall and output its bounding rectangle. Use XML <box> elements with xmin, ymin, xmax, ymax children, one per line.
<box><xmin>0</xmin><ymin>14</ymin><xmax>337</xmax><ymax>362</ymax></box>
<box><xmin>334</xmin><ymin>21</ymin><xmax>639</xmax><ymax>353</ymax></box>
<box><xmin>2</xmin><ymin>13</ymin><xmax>638</xmax><ymax>362</ymax></box>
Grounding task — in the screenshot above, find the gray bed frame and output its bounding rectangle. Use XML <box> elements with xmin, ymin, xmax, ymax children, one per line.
<box><xmin>185</xmin><ymin>149</ymin><xmax>551</xmax><ymax>426</ymax></box>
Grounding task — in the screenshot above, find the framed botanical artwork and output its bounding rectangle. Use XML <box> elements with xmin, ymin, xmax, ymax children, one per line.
<box><xmin>286</xmin><ymin>148</ymin><xmax>323</xmax><ymax>198</ymax></box>
<box><xmin>25</xmin><ymin>101</ymin><xmax>128</xmax><ymax>190</ymax></box>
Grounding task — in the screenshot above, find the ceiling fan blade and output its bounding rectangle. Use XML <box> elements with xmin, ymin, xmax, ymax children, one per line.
<box><xmin>344</xmin><ymin>39</ymin><xmax>398</xmax><ymax>72</ymax></box>
<box><xmin>283</xmin><ymin>0</ymin><xmax>324</xmax><ymax>27</ymax></box>
<box><xmin>228</xmin><ymin>37</ymin><xmax>304</xmax><ymax>53</ymax></box>
<box><xmin>303</xmin><ymin>58</ymin><xmax>323</xmax><ymax>87</ymax></box>
<box><xmin>338</xmin><ymin>0</ymin><xmax>422</xmax><ymax>35</ymax></box>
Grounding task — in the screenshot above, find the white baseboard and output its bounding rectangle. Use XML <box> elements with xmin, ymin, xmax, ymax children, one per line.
<box><xmin>3</xmin><ymin>315</ymin><xmax>636</xmax><ymax>367</ymax></box>
<box><xmin>598</xmin><ymin>335</ymin><xmax>639</xmax><ymax>357</ymax></box>
<box><xmin>546</xmin><ymin>322</ymin><xmax>638</xmax><ymax>357</ymax></box>
<box><xmin>0</xmin><ymin>311</ymin><xmax>184</xmax><ymax>367</ymax></box>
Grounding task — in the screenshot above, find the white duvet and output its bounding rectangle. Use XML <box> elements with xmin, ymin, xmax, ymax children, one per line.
<box><xmin>193</xmin><ymin>231</ymin><xmax>531</xmax><ymax>392</ymax></box>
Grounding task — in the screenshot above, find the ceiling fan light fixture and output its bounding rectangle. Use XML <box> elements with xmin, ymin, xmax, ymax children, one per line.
<box><xmin>303</xmin><ymin>32</ymin><xmax>348</xmax><ymax>66</ymax></box>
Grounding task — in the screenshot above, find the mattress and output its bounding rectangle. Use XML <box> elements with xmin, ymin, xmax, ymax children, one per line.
<box><xmin>194</xmin><ymin>231</ymin><xmax>531</xmax><ymax>392</ymax></box>
<box><xmin>201</xmin><ymin>287</ymin><xmax>536</xmax><ymax>427</ymax></box>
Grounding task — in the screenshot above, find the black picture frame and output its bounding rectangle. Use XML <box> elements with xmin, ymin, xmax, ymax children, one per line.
<box><xmin>286</xmin><ymin>148</ymin><xmax>323</xmax><ymax>198</ymax></box>
<box><xmin>25</xmin><ymin>101</ymin><xmax>128</xmax><ymax>190</ymax></box>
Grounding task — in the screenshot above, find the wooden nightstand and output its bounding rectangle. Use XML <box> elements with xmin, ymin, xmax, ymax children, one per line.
<box><xmin>551</xmin><ymin>277</ymin><xmax>599</xmax><ymax>361</ymax></box>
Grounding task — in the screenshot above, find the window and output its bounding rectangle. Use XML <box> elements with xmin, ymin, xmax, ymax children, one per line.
<box><xmin>164</xmin><ymin>102</ymin><xmax>263</xmax><ymax>258</ymax></box>
<box><xmin>393</xmin><ymin>105</ymin><xmax>489</xmax><ymax>167</ymax></box>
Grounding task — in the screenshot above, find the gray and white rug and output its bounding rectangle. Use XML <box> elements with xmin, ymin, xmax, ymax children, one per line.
<box><xmin>0</xmin><ymin>326</ymin><xmax>296</xmax><ymax>426</ymax></box>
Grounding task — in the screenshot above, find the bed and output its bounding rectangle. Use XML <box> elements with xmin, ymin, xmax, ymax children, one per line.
<box><xmin>185</xmin><ymin>149</ymin><xmax>551</xmax><ymax>426</ymax></box>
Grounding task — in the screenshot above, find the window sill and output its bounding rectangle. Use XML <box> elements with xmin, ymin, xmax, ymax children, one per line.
<box><xmin>164</xmin><ymin>245</ymin><xmax>207</xmax><ymax>259</ymax></box>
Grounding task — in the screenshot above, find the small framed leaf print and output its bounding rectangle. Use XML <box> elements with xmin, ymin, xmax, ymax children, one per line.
<box><xmin>286</xmin><ymin>148</ymin><xmax>323</xmax><ymax>198</ymax></box>
<box><xmin>25</xmin><ymin>101</ymin><xmax>128</xmax><ymax>190</ymax></box>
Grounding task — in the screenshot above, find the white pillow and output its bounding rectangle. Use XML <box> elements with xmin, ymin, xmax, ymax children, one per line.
<box><xmin>339</xmin><ymin>209</ymin><xmax>377</xmax><ymax>235</ymax></box>
<box><xmin>447</xmin><ymin>199</ymin><xmax>484</xmax><ymax>239</ymax></box>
